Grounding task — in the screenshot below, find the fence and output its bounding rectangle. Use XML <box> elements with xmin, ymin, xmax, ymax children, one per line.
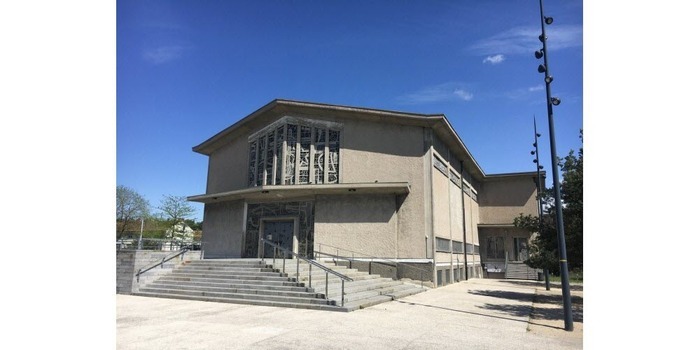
<box><xmin>116</xmin><ymin>238</ymin><xmax>202</xmax><ymax>251</ymax></box>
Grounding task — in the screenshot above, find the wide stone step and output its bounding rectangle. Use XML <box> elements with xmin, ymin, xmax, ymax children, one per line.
<box><xmin>342</xmin><ymin>295</ymin><xmax>395</xmax><ymax>311</ymax></box>
<box><xmin>157</xmin><ymin>275</ymin><xmax>303</xmax><ymax>287</ymax></box>
<box><xmin>137</xmin><ymin>287</ymin><xmax>333</xmax><ymax>305</ymax></box>
<box><xmin>178</xmin><ymin>265</ymin><xmax>277</xmax><ymax>273</ymax></box>
<box><xmin>306</xmin><ymin>276</ymin><xmax>391</xmax><ymax>291</ymax></box>
<box><xmin>324</xmin><ymin>280</ymin><xmax>416</xmax><ymax>299</ymax></box>
<box><xmin>169</xmin><ymin>271</ymin><xmax>293</xmax><ymax>281</ymax></box>
<box><xmin>185</xmin><ymin>260</ymin><xmax>269</xmax><ymax>267</ymax></box>
<box><xmin>143</xmin><ymin>283</ymin><xmax>324</xmax><ymax>299</ymax></box>
<box><xmin>132</xmin><ymin>292</ymin><xmax>349</xmax><ymax>312</ymax></box>
<box><xmin>151</xmin><ymin>279</ymin><xmax>312</xmax><ymax>293</ymax></box>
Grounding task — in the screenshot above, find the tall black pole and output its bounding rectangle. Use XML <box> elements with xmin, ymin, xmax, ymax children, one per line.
<box><xmin>532</xmin><ymin>117</ymin><xmax>550</xmax><ymax>291</ymax></box>
<box><xmin>537</xmin><ymin>0</ymin><xmax>573</xmax><ymax>331</ymax></box>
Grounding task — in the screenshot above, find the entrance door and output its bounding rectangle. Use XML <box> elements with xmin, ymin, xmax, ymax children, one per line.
<box><xmin>514</xmin><ymin>237</ymin><xmax>529</xmax><ymax>261</ymax></box>
<box><xmin>262</xmin><ymin>220</ymin><xmax>294</xmax><ymax>258</ymax></box>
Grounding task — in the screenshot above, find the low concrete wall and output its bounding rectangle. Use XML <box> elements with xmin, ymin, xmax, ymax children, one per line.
<box><xmin>116</xmin><ymin>250</ymin><xmax>202</xmax><ymax>294</ymax></box>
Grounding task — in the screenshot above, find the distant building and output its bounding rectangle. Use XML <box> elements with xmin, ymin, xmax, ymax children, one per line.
<box><xmin>188</xmin><ymin>99</ymin><xmax>542</xmax><ymax>285</ymax></box>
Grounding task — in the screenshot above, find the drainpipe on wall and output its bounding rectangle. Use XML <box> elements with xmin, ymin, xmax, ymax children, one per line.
<box><xmin>460</xmin><ymin>161</ymin><xmax>468</xmax><ymax>280</ymax></box>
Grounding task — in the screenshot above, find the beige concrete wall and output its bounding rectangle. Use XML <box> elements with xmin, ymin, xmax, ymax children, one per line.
<box><xmin>339</xmin><ymin>118</ymin><xmax>427</xmax><ymax>259</ymax></box>
<box><xmin>206</xmin><ymin>137</ymin><xmax>249</xmax><ymax>193</ymax></box>
<box><xmin>449</xmin><ymin>180</ymin><xmax>463</xmax><ymax>243</ymax></box>
<box><xmin>432</xmin><ymin>167</ymin><xmax>450</xmax><ymax>241</ymax></box>
<box><xmin>201</xmin><ymin>200</ymin><xmax>246</xmax><ymax>258</ymax></box>
<box><xmin>479</xmin><ymin>176</ymin><xmax>539</xmax><ymax>224</ymax></box>
<box><xmin>314</xmin><ymin>194</ymin><xmax>398</xmax><ymax>258</ymax></box>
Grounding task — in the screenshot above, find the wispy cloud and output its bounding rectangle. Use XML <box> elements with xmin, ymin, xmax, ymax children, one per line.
<box><xmin>483</xmin><ymin>54</ymin><xmax>505</xmax><ymax>64</ymax></box>
<box><xmin>506</xmin><ymin>85</ymin><xmax>547</xmax><ymax>101</ymax></box>
<box><xmin>397</xmin><ymin>82</ymin><xmax>474</xmax><ymax>104</ymax></box>
<box><xmin>142</xmin><ymin>45</ymin><xmax>187</xmax><ymax>64</ymax></box>
<box><xmin>468</xmin><ymin>25</ymin><xmax>582</xmax><ymax>56</ymax></box>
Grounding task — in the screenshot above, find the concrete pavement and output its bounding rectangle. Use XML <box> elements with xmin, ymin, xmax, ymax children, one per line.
<box><xmin>117</xmin><ymin>278</ymin><xmax>583</xmax><ymax>350</ymax></box>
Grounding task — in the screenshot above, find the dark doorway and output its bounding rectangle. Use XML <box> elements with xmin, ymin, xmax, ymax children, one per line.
<box><xmin>262</xmin><ymin>220</ymin><xmax>294</xmax><ymax>258</ymax></box>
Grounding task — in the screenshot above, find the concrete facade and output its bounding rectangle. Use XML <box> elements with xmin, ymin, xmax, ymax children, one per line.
<box><xmin>188</xmin><ymin>99</ymin><xmax>542</xmax><ymax>285</ymax></box>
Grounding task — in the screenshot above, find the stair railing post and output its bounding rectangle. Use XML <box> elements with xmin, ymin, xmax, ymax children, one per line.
<box><xmin>161</xmin><ymin>257</ymin><xmax>165</xmax><ymax>269</ymax></box>
<box><xmin>325</xmin><ymin>273</ymin><xmax>329</xmax><ymax>300</ymax></box>
<box><xmin>350</xmin><ymin>252</ymin><xmax>354</xmax><ymax>269</ymax></box>
<box><xmin>341</xmin><ymin>280</ymin><xmax>345</xmax><ymax>307</ymax></box>
<box><xmin>282</xmin><ymin>251</ymin><xmax>286</xmax><ymax>274</ymax></box>
<box><xmin>308</xmin><ymin>263</ymin><xmax>312</xmax><ymax>286</ymax></box>
<box><xmin>296</xmin><ymin>257</ymin><xmax>300</xmax><ymax>282</ymax></box>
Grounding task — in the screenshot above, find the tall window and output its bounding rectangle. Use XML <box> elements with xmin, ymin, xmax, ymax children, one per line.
<box><xmin>486</xmin><ymin>236</ymin><xmax>505</xmax><ymax>259</ymax></box>
<box><xmin>248</xmin><ymin>121</ymin><xmax>341</xmax><ymax>186</ymax></box>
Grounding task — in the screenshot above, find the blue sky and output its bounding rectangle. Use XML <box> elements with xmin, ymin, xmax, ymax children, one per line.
<box><xmin>117</xmin><ymin>0</ymin><xmax>583</xmax><ymax>221</ymax></box>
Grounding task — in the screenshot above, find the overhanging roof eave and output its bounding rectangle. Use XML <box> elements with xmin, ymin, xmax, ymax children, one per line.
<box><xmin>187</xmin><ymin>182</ymin><xmax>411</xmax><ymax>204</ymax></box>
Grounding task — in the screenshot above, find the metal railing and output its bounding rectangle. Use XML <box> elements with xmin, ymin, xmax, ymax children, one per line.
<box><xmin>260</xmin><ymin>238</ymin><xmax>353</xmax><ymax>307</ymax></box>
<box><xmin>117</xmin><ymin>238</ymin><xmax>202</xmax><ymax>251</ymax></box>
<box><xmin>135</xmin><ymin>248</ymin><xmax>198</xmax><ymax>283</ymax></box>
<box><xmin>315</xmin><ymin>243</ymin><xmax>428</xmax><ymax>288</ymax></box>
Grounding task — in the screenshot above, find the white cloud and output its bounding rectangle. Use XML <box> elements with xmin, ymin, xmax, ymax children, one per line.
<box><xmin>453</xmin><ymin>89</ymin><xmax>474</xmax><ymax>101</ymax></box>
<box><xmin>142</xmin><ymin>45</ymin><xmax>187</xmax><ymax>64</ymax></box>
<box><xmin>398</xmin><ymin>82</ymin><xmax>474</xmax><ymax>104</ymax></box>
<box><xmin>528</xmin><ymin>85</ymin><xmax>545</xmax><ymax>92</ymax></box>
<box><xmin>483</xmin><ymin>54</ymin><xmax>505</xmax><ymax>64</ymax></box>
<box><xmin>469</xmin><ymin>25</ymin><xmax>582</xmax><ymax>56</ymax></box>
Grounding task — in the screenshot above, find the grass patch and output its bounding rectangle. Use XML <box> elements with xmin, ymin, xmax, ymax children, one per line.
<box><xmin>546</xmin><ymin>269</ymin><xmax>583</xmax><ymax>283</ymax></box>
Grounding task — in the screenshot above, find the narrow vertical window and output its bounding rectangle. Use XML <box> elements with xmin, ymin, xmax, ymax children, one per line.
<box><xmin>328</xmin><ymin>129</ymin><xmax>339</xmax><ymax>183</ymax></box>
<box><xmin>265</xmin><ymin>131</ymin><xmax>275</xmax><ymax>185</ymax></box>
<box><xmin>285</xmin><ymin>124</ymin><xmax>297</xmax><ymax>185</ymax></box>
<box><xmin>248</xmin><ymin>140</ymin><xmax>258</xmax><ymax>186</ymax></box>
<box><xmin>275</xmin><ymin>125</ymin><xmax>284</xmax><ymax>185</ymax></box>
<box><xmin>299</xmin><ymin>126</ymin><xmax>312</xmax><ymax>184</ymax></box>
<box><xmin>314</xmin><ymin>128</ymin><xmax>326</xmax><ymax>184</ymax></box>
<box><xmin>256</xmin><ymin>135</ymin><xmax>266</xmax><ymax>186</ymax></box>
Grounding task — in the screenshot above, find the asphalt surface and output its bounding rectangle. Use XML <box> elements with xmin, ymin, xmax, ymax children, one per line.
<box><xmin>117</xmin><ymin>278</ymin><xmax>583</xmax><ymax>350</ymax></box>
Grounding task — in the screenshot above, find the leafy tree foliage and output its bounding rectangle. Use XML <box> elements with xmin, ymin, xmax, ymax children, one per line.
<box><xmin>157</xmin><ymin>195</ymin><xmax>196</xmax><ymax>240</ymax></box>
<box><xmin>514</xmin><ymin>130</ymin><xmax>583</xmax><ymax>274</ymax></box>
<box><xmin>116</xmin><ymin>185</ymin><xmax>150</xmax><ymax>238</ymax></box>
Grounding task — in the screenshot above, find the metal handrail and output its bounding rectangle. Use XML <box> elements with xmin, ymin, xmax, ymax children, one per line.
<box><xmin>117</xmin><ymin>238</ymin><xmax>202</xmax><ymax>251</ymax></box>
<box><xmin>135</xmin><ymin>248</ymin><xmax>191</xmax><ymax>283</ymax></box>
<box><xmin>260</xmin><ymin>238</ymin><xmax>352</xmax><ymax>306</ymax></box>
<box><xmin>315</xmin><ymin>243</ymin><xmax>428</xmax><ymax>288</ymax></box>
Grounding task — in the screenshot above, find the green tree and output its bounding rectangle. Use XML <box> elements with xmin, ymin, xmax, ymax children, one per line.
<box><xmin>116</xmin><ymin>185</ymin><xmax>150</xmax><ymax>239</ymax></box>
<box><xmin>158</xmin><ymin>195</ymin><xmax>196</xmax><ymax>240</ymax></box>
<box><xmin>514</xmin><ymin>130</ymin><xmax>583</xmax><ymax>274</ymax></box>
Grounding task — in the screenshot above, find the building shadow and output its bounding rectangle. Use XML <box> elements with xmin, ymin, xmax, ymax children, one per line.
<box><xmin>394</xmin><ymin>300</ymin><xmax>562</xmax><ymax>331</ymax></box>
<box><xmin>499</xmin><ymin>280</ymin><xmax>584</xmax><ymax>292</ymax></box>
<box><xmin>469</xmin><ymin>289</ymin><xmax>583</xmax><ymax>323</ymax></box>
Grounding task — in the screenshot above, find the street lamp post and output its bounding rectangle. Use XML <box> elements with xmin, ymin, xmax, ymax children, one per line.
<box><xmin>535</xmin><ymin>0</ymin><xmax>574</xmax><ymax>331</ymax></box>
<box><xmin>531</xmin><ymin>118</ymin><xmax>550</xmax><ymax>291</ymax></box>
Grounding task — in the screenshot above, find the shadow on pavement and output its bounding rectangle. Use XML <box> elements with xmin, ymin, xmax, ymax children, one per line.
<box><xmin>470</xmin><ymin>289</ymin><xmax>583</xmax><ymax>306</ymax></box>
<box><xmin>499</xmin><ymin>280</ymin><xmax>584</xmax><ymax>292</ymax></box>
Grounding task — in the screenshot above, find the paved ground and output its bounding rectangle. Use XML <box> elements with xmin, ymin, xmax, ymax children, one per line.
<box><xmin>117</xmin><ymin>278</ymin><xmax>583</xmax><ymax>350</ymax></box>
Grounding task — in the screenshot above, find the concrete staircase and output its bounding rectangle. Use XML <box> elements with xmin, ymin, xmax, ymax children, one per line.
<box><xmin>134</xmin><ymin>258</ymin><xmax>426</xmax><ymax>312</ymax></box>
<box><xmin>505</xmin><ymin>261</ymin><xmax>541</xmax><ymax>280</ymax></box>
<box><xmin>273</xmin><ymin>259</ymin><xmax>427</xmax><ymax>311</ymax></box>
